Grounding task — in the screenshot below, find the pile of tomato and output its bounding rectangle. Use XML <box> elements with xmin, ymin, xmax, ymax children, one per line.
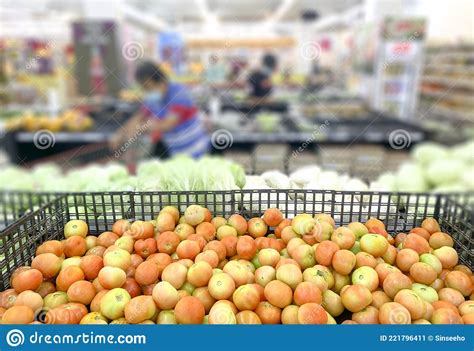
<box><xmin>1</xmin><ymin>204</ymin><xmax>473</xmax><ymax>325</ymax></box>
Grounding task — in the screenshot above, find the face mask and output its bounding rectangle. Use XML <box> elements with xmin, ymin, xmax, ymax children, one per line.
<box><xmin>144</xmin><ymin>91</ymin><xmax>163</xmax><ymax>103</ymax></box>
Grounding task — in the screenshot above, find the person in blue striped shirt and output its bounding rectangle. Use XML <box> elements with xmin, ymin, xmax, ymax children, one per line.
<box><xmin>111</xmin><ymin>62</ymin><xmax>210</xmax><ymax>159</ymax></box>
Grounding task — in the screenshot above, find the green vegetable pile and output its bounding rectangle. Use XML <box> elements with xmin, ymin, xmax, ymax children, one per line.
<box><xmin>0</xmin><ymin>156</ymin><xmax>245</xmax><ymax>193</ymax></box>
<box><xmin>371</xmin><ymin>140</ymin><xmax>474</xmax><ymax>194</ymax></box>
<box><xmin>136</xmin><ymin>156</ymin><xmax>245</xmax><ymax>192</ymax></box>
<box><xmin>0</xmin><ymin>156</ymin><xmax>246</xmax><ymax>221</ymax></box>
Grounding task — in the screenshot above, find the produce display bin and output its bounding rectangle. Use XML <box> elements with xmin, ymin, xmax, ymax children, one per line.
<box><xmin>3</xmin><ymin>101</ymin><xmax>136</xmax><ymax>165</ymax></box>
<box><xmin>0</xmin><ymin>191</ymin><xmax>58</xmax><ymax>231</ymax></box>
<box><xmin>24</xmin><ymin>142</ymin><xmax>114</xmax><ymax>170</ymax></box>
<box><xmin>0</xmin><ymin>190</ymin><xmax>472</xmax><ymax>290</ymax></box>
<box><xmin>0</xmin><ymin>197</ymin><xmax>65</xmax><ymax>285</ymax></box>
<box><xmin>4</xmin><ymin>131</ymin><xmax>113</xmax><ymax>165</ymax></box>
<box><xmin>214</xmin><ymin>100</ymin><xmax>289</xmax><ymax>114</ymax></box>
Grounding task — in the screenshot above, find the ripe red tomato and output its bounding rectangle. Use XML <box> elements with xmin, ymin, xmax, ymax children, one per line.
<box><xmin>134</xmin><ymin>238</ymin><xmax>157</xmax><ymax>258</ymax></box>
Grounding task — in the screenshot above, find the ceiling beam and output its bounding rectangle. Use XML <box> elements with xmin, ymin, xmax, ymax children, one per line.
<box><xmin>122</xmin><ymin>3</ymin><xmax>166</xmax><ymax>31</ymax></box>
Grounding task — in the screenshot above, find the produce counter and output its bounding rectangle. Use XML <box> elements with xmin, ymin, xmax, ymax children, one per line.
<box><xmin>212</xmin><ymin>111</ymin><xmax>427</xmax><ymax>146</ymax></box>
<box><xmin>4</xmin><ymin>129</ymin><xmax>114</xmax><ymax>165</ymax></box>
<box><xmin>218</xmin><ymin>100</ymin><xmax>289</xmax><ymax>114</ymax></box>
<box><xmin>14</xmin><ymin>130</ymin><xmax>111</xmax><ymax>143</ymax></box>
<box><xmin>227</xmin><ymin>123</ymin><xmax>425</xmax><ymax>144</ymax></box>
<box><xmin>3</xmin><ymin>101</ymin><xmax>138</xmax><ymax>165</ymax></box>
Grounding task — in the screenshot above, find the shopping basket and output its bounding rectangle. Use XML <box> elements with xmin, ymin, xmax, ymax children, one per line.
<box><xmin>0</xmin><ymin>190</ymin><xmax>472</xmax><ymax>290</ymax></box>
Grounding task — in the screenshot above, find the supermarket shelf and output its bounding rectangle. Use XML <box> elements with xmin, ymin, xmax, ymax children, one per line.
<box><xmin>422</xmin><ymin>45</ymin><xmax>474</xmax><ymax>127</ymax></box>
<box><xmin>229</xmin><ymin>130</ymin><xmax>425</xmax><ymax>144</ymax></box>
<box><xmin>213</xmin><ymin>100</ymin><xmax>289</xmax><ymax>114</ymax></box>
<box><xmin>424</xmin><ymin>105</ymin><xmax>474</xmax><ymax>123</ymax></box>
<box><xmin>424</xmin><ymin>64</ymin><xmax>474</xmax><ymax>72</ymax></box>
<box><xmin>2</xmin><ymin>101</ymin><xmax>137</xmax><ymax>165</ymax></box>
<box><xmin>426</xmin><ymin>44</ymin><xmax>474</xmax><ymax>52</ymax></box>
<box><xmin>224</xmin><ymin>113</ymin><xmax>427</xmax><ymax>145</ymax></box>
<box><xmin>425</xmin><ymin>52</ymin><xmax>474</xmax><ymax>60</ymax></box>
<box><xmin>4</xmin><ymin>130</ymin><xmax>115</xmax><ymax>166</ymax></box>
<box><xmin>15</xmin><ymin>131</ymin><xmax>111</xmax><ymax>143</ymax></box>
<box><xmin>422</xmin><ymin>76</ymin><xmax>474</xmax><ymax>90</ymax></box>
<box><xmin>419</xmin><ymin>90</ymin><xmax>474</xmax><ymax>104</ymax></box>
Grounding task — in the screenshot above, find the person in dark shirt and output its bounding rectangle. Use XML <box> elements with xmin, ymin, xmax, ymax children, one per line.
<box><xmin>247</xmin><ymin>54</ymin><xmax>278</xmax><ymax>102</ymax></box>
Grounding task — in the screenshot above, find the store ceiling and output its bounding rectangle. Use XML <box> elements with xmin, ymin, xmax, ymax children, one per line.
<box><xmin>0</xmin><ymin>0</ymin><xmax>362</xmax><ymax>39</ymax></box>
<box><xmin>0</xmin><ymin>0</ymin><xmax>362</xmax><ymax>24</ymax></box>
<box><xmin>131</xmin><ymin>0</ymin><xmax>362</xmax><ymax>23</ymax></box>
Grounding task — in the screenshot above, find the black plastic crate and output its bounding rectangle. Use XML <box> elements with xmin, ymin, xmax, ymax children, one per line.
<box><xmin>0</xmin><ymin>192</ymin><xmax>58</xmax><ymax>231</ymax></box>
<box><xmin>57</xmin><ymin>190</ymin><xmax>448</xmax><ymax>232</ymax></box>
<box><xmin>0</xmin><ymin>197</ymin><xmax>66</xmax><ymax>286</ymax></box>
<box><xmin>0</xmin><ymin>190</ymin><xmax>472</xmax><ymax>290</ymax></box>
<box><xmin>438</xmin><ymin>196</ymin><xmax>473</xmax><ymax>268</ymax></box>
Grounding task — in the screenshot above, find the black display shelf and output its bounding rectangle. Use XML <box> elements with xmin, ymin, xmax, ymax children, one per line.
<box><xmin>4</xmin><ymin>102</ymin><xmax>139</xmax><ymax>165</ymax></box>
<box><xmin>212</xmin><ymin>111</ymin><xmax>428</xmax><ymax>147</ymax></box>
<box><xmin>202</xmin><ymin>99</ymin><xmax>289</xmax><ymax>114</ymax></box>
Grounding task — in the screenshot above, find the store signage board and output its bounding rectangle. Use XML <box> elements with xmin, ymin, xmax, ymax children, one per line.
<box><xmin>382</xmin><ymin>17</ymin><xmax>426</xmax><ymax>41</ymax></box>
<box><xmin>384</xmin><ymin>42</ymin><xmax>419</xmax><ymax>62</ymax></box>
<box><xmin>0</xmin><ymin>325</ymin><xmax>472</xmax><ymax>351</ymax></box>
<box><xmin>72</xmin><ymin>21</ymin><xmax>124</xmax><ymax>97</ymax></box>
<box><xmin>373</xmin><ymin>17</ymin><xmax>427</xmax><ymax>119</ymax></box>
<box><xmin>158</xmin><ymin>32</ymin><xmax>185</xmax><ymax>74</ymax></box>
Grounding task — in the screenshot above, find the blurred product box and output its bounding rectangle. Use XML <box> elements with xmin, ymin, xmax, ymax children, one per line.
<box><xmin>254</xmin><ymin>144</ymin><xmax>289</xmax><ymax>174</ymax></box>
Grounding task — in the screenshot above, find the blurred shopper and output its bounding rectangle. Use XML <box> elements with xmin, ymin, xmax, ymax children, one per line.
<box><xmin>111</xmin><ymin>61</ymin><xmax>209</xmax><ymax>159</ymax></box>
<box><xmin>247</xmin><ymin>53</ymin><xmax>278</xmax><ymax>102</ymax></box>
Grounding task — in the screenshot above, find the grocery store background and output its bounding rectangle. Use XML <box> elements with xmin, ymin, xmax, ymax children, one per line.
<box><xmin>0</xmin><ymin>0</ymin><xmax>473</xmax><ymax>194</ymax></box>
